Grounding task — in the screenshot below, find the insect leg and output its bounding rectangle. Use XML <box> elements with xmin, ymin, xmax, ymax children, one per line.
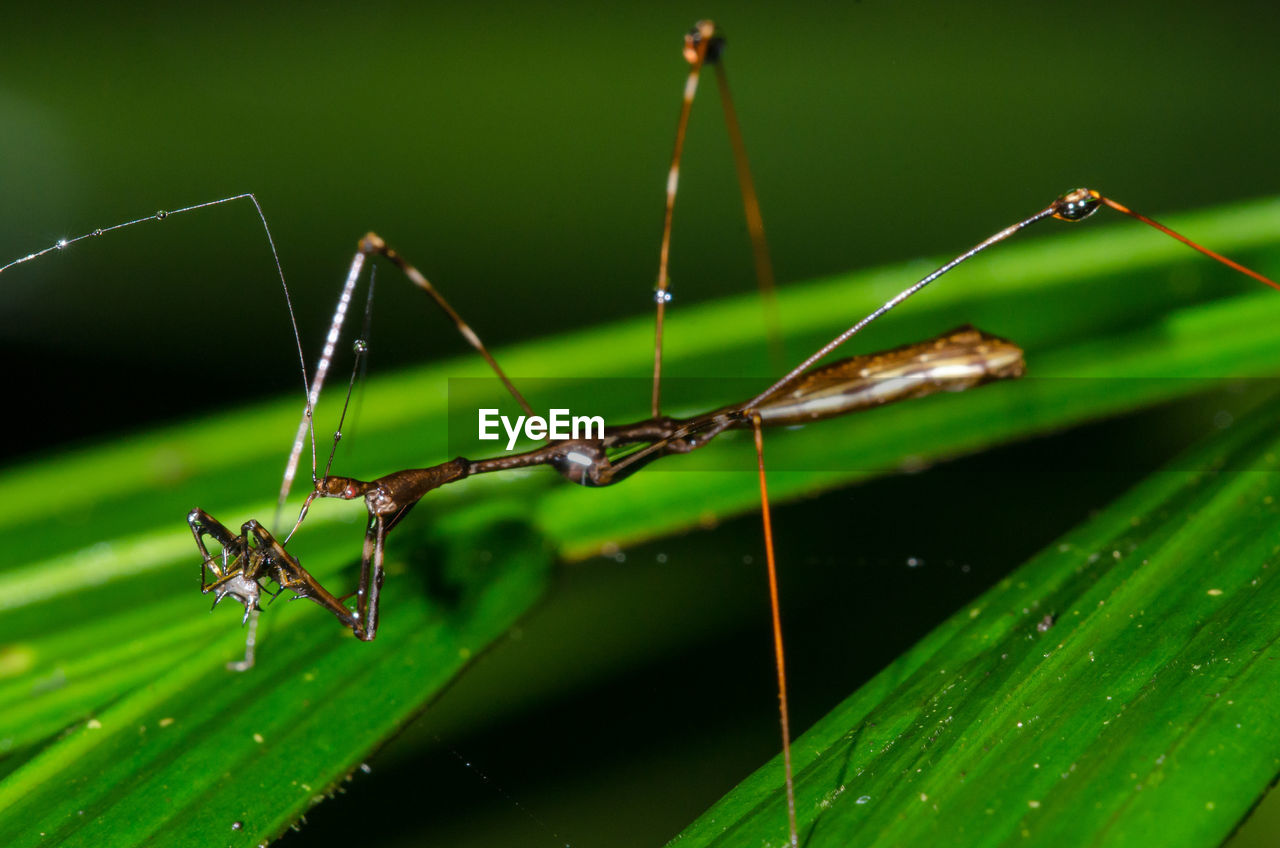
<box><xmin>750</xmin><ymin>412</ymin><xmax>798</xmax><ymax>847</ymax></box>
<box><xmin>652</xmin><ymin>20</ymin><xmax>717</xmax><ymax>417</ymax></box>
<box><xmin>279</xmin><ymin>233</ymin><xmax>538</xmax><ymax>513</ymax></box>
<box><xmin>651</xmin><ymin>20</ymin><xmax>783</xmax><ymax>415</ymax></box>
<box><xmin>353</xmin><ymin>514</ymin><xmax>388</xmax><ymax>642</ymax></box>
<box><xmin>187</xmin><ymin>507</ymin><xmax>245</xmax><ymax>591</ymax></box>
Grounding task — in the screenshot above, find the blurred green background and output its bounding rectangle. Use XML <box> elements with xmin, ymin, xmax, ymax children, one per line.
<box><xmin>2</xmin><ymin>2</ymin><xmax>1279</xmax><ymax>846</ymax></box>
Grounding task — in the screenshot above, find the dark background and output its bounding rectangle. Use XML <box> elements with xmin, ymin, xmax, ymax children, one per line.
<box><xmin>1</xmin><ymin>2</ymin><xmax>1276</xmax><ymax>459</ymax></box>
<box><xmin>2</xmin><ymin>3</ymin><xmax>1278</xmax><ymax>846</ymax></box>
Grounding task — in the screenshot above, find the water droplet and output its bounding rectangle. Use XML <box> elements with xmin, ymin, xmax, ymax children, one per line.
<box><xmin>353</xmin><ymin>338</ymin><xmax>369</xmax><ymax>354</ymax></box>
<box><xmin>333</xmin><ymin>430</ymin><xmax>343</xmax><ymax>441</ymax></box>
<box><xmin>231</xmin><ymin>821</ymin><xmax>243</xmax><ymax>831</ymax></box>
<box><xmin>56</xmin><ymin>239</ymin><xmax>67</xmax><ymax>250</ymax></box>
<box><xmin>156</xmin><ymin>210</ymin><xmax>169</xmax><ymax>220</ymax></box>
<box><xmin>654</xmin><ymin>289</ymin><xmax>672</xmax><ymax>304</ymax></box>
<box><xmin>856</xmin><ymin>795</ymin><xmax>871</xmax><ymax>805</ymax></box>
<box><xmin>906</xmin><ymin>557</ymin><xmax>923</xmax><ymax>568</ymax></box>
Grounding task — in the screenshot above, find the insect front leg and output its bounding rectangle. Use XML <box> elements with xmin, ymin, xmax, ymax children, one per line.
<box><xmin>187</xmin><ymin>508</ymin><xmax>261</xmax><ymax>618</ymax></box>
<box><xmin>240</xmin><ymin>520</ymin><xmax>365</xmax><ymax>639</ymax></box>
<box><xmin>188</xmin><ymin>509</ymin><xmax>268</xmax><ymax>670</ymax></box>
<box><xmin>307</xmin><ymin>464</ymin><xmax>469</xmax><ymax>642</ymax></box>
<box><xmin>187</xmin><ymin>507</ymin><xmax>242</xmax><ymax>587</ymax></box>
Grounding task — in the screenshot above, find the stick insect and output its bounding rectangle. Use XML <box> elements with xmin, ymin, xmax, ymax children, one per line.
<box><xmin>180</xmin><ymin>23</ymin><xmax>1277</xmax><ymax>848</ymax></box>
<box><xmin>3</xmin><ymin>21</ymin><xmax>1276</xmax><ymax>848</ymax></box>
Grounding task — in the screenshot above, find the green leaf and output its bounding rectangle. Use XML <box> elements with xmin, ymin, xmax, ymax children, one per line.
<box><xmin>0</xmin><ymin>197</ymin><xmax>1277</xmax><ymax>845</ymax></box>
<box><xmin>674</xmin><ymin>378</ymin><xmax>1280</xmax><ymax>848</ymax></box>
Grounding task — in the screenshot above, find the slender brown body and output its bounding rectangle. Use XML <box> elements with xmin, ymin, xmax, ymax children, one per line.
<box><xmin>189</xmin><ymin>325</ymin><xmax>1024</xmax><ymax>641</ymax></box>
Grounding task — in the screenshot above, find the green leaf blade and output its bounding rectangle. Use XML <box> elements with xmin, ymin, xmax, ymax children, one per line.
<box><xmin>2</xmin><ymin>196</ymin><xmax>1278</xmax><ymax>845</ymax></box>
<box><xmin>675</xmin><ymin>397</ymin><xmax>1280</xmax><ymax>847</ymax></box>
<box><xmin>0</xmin><ymin>518</ymin><xmax>551</xmax><ymax>847</ymax></box>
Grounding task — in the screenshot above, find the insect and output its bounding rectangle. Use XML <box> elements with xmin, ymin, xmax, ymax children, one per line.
<box><xmin>181</xmin><ymin>184</ymin><xmax>1275</xmax><ymax>845</ymax></box>
<box><xmin>180</xmin><ymin>25</ymin><xmax>1032</xmax><ymax>845</ymax></box>
<box><xmin>5</xmin><ymin>14</ymin><xmax>1274</xmax><ymax>848</ymax></box>
<box><xmin>181</xmin><ymin>23</ymin><xmax>1279</xmax><ymax>846</ymax></box>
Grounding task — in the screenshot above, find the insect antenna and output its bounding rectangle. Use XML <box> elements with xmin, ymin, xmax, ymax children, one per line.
<box><xmin>0</xmin><ymin>194</ymin><xmax>321</xmax><ymax>497</ymax></box>
<box><xmin>322</xmin><ymin>265</ymin><xmax>377</xmax><ymax>484</ymax></box>
<box><xmin>285</xmin><ymin>268</ymin><xmax>377</xmax><ymax>542</ymax></box>
<box><xmin>277</xmin><ymin>248</ymin><xmax>370</xmax><ymax>511</ymax></box>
